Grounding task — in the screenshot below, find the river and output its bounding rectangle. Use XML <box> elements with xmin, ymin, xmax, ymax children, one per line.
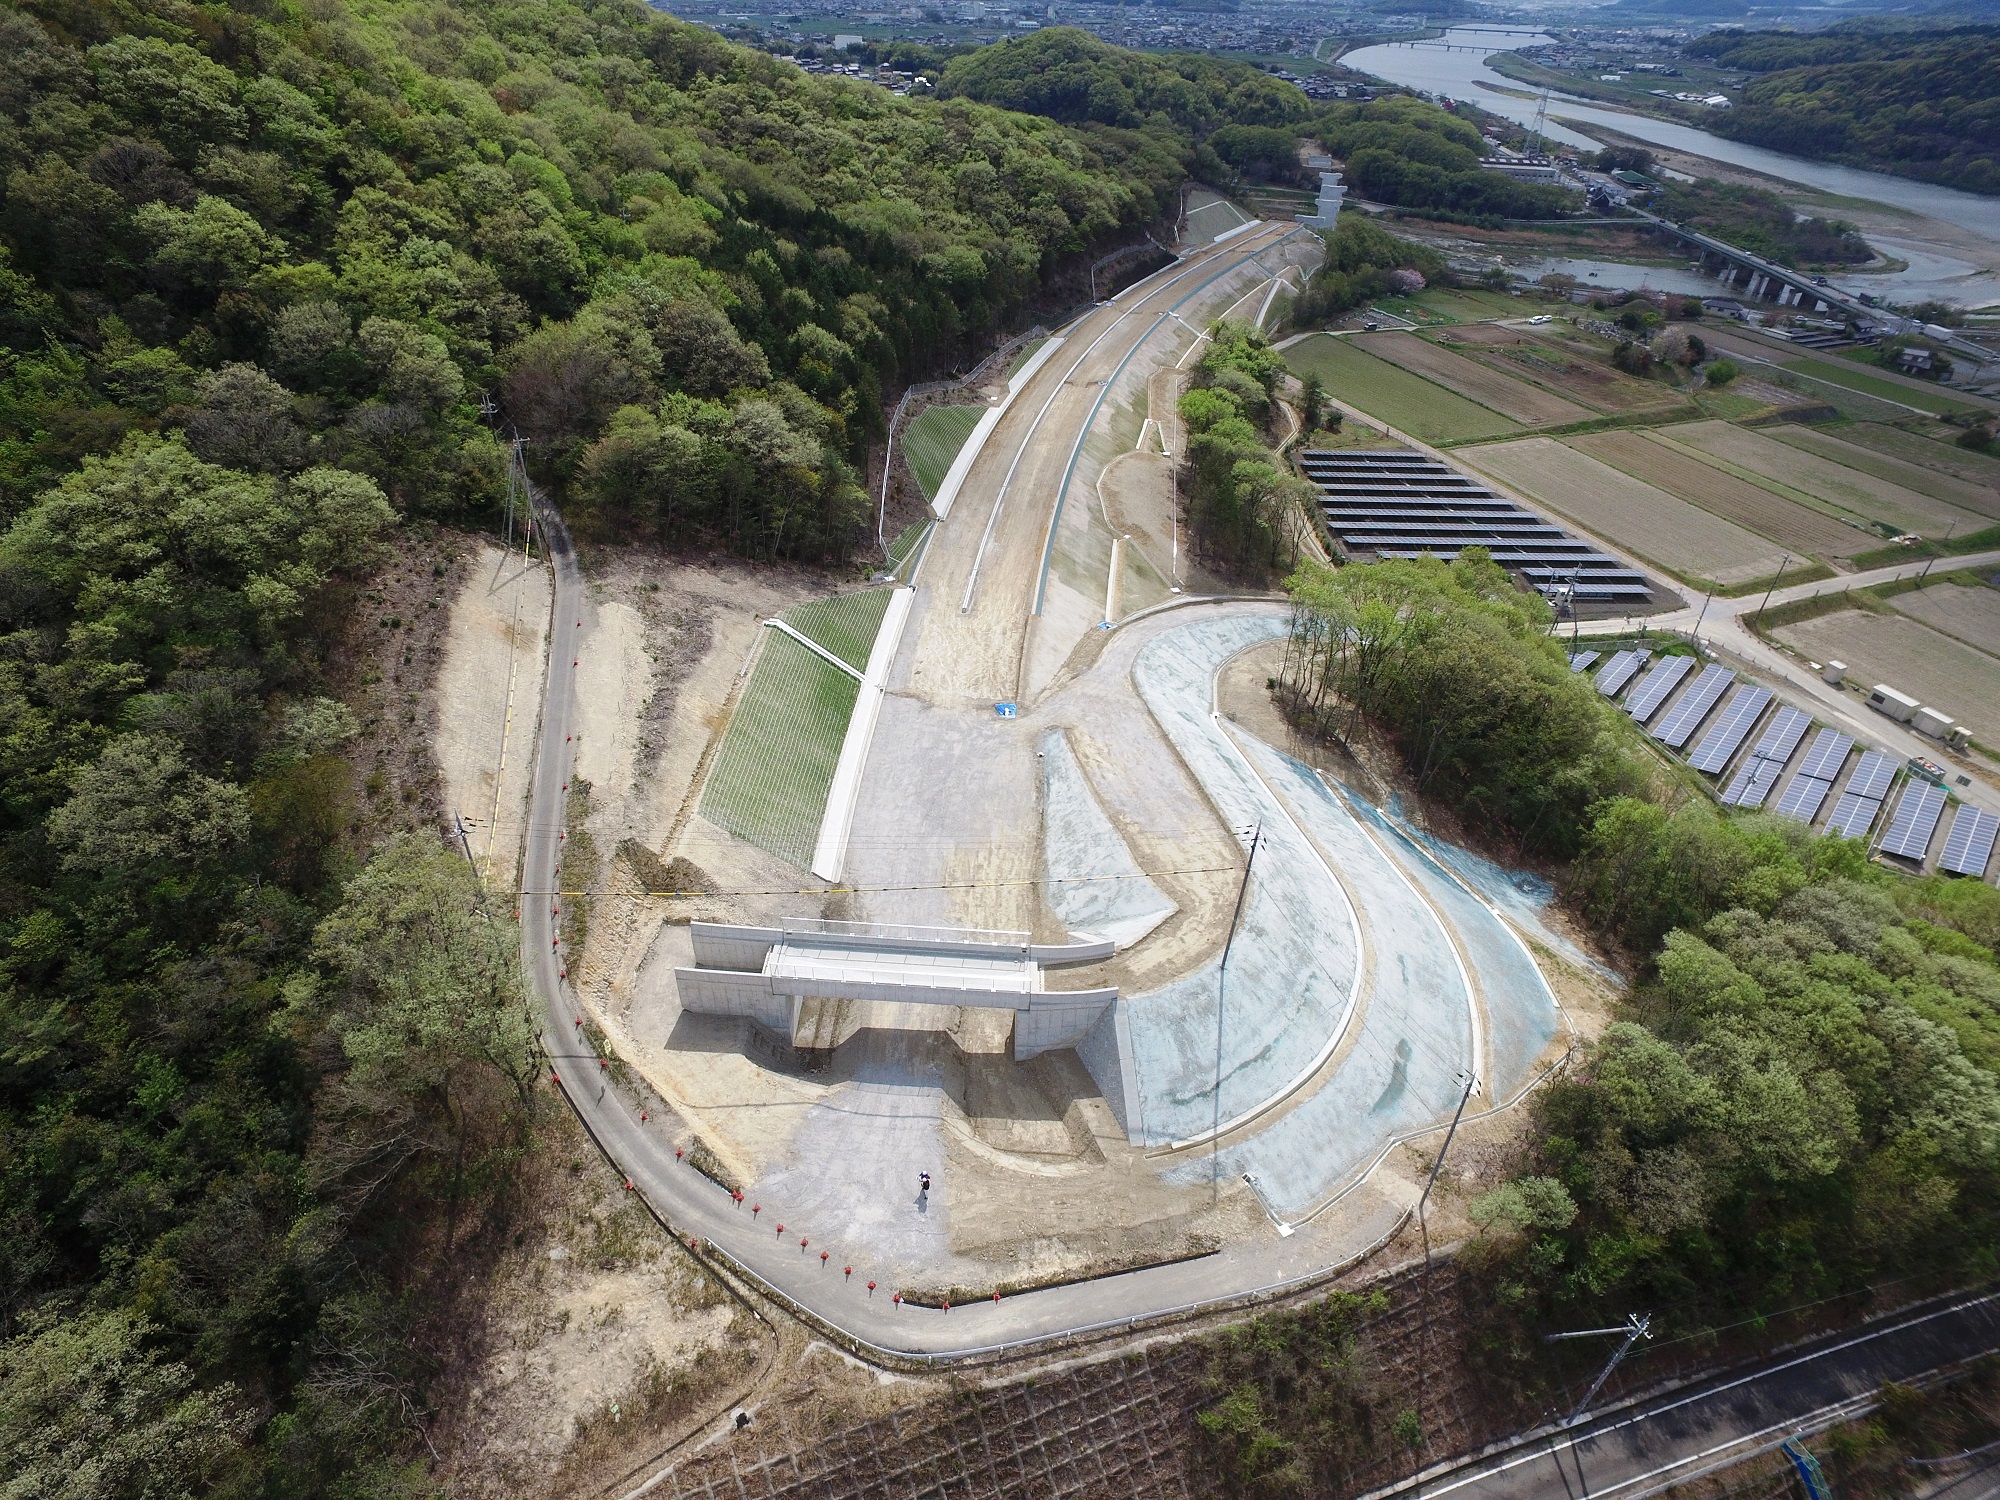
<box><xmin>1339</xmin><ymin>27</ymin><xmax>2000</xmax><ymax>307</ymax></box>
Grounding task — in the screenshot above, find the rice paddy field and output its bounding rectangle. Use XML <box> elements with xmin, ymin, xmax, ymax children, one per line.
<box><xmin>1359</xmin><ymin>332</ymin><xmax>1594</xmax><ymax>426</ymax></box>
<box><xmin>780</xmin><ymin>588</ymin><xmax>892</xmax><ymax>672</ymax></box>
<box><xmin>1663</xmin><ymin>420</ymin><xmax>1990</xmax><ymax>538</ymax></box>
<box><xmin>1458</xmin><ymin>436</ymin><xmax>1788</xmax><ymax>585</ymax></box>
<box><xmin>1889</xmin><ymin>582</ymin><xmax>2000</xmax><ymax>657</ymax></box>
<box><xmin>698</xmin><ymin>629</ymin><xmax>859</xmax><ymax>868</ymax></box>
<box><xmin>1285</xmin><ymin>335</ymin><xmax>1520</xmax><ymax>444</ymax></box>
<box><xmin>1831</xmin><ymin>422</ymin><xmax>2000</xmax><ymax>490</ymax></box>
<box><xmin>1569</xmin><ymin>429</ymin><xmax>1873</xmax><ymax>558</ymax></box>
<box><xmin>1762</xmin><ymin>426</ymin><xmax>2000</xmax><ymax>522</ymax></box>
<box><xmin>901</xmin><ymin>404</ymin><xmax>985</xmax><ymax>500</ymax></box>
<box><xmin>1775</xmin><ymin>610</ymin><xmax>2000</xmax><ymax>736</ymax></box>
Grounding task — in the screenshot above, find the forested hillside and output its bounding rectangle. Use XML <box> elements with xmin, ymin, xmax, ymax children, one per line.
<box><xmin>1685</xmin><ymin>24</ymin><xmax>2000</xmax><ymax>195</ymax></box>
<box><xmin>0</xmin><ymin>0</ymin><xmax>1201</xmax><ymax>1488</ymax></box>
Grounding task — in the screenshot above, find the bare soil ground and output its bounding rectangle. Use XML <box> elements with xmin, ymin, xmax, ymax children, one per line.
<box><xmin>435</xmin><ymin>541</ymin><xmax>552</xmax><ymax>890</ymax></box>
<box><xmin>1571</xmin><ymin>429</ymin><xmax>1874</xmax><ymax>558</ymax></box>
<box><xmin>1459</xmin><ymin>436</ymin><xmax>1788</xmax><ymax>584</ymax></box>
<box><xmin>431</xmin><ymin>1103</ymin><xmax>766</xmax><ymax>1500</ymax></box>
<box><xmin>1776</xmin><ymin>610</ymin><xmax>2000</xmax><ymax>737</ymax></box>
<box><xmin>1362</xmin><ymin>330</ymin><xmax>1595</xmax><ymax>427</ymax></box>
<box><xmin>1442</xmin><ymin>323</ymin><xmax>1683</xmax><ymax>413</ymax></box>
<box><xmin>1890</xmin><ymin>580</ymin><xmax>2000</xmax><ymax>657</ymax></box>
<box><xmin>1764</xmin><ymin>425</ymin><xmax>2000</xmax><ymax>522</ymax></box>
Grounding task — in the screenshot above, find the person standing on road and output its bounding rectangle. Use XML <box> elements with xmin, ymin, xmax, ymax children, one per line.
<box><xmin>918</xmin><ymin>1171</ymin><xmax>931</xmax><ymax>1197</ymax></box>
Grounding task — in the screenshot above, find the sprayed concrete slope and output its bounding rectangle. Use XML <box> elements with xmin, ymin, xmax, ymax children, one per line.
<box><xmin>1039</xmin><ymin>727</ymin><xmax>1177</xmax><ymax>950</ymax></box>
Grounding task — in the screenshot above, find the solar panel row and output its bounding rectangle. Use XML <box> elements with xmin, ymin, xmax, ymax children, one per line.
<box><xmin>1304</xmin><ymin>449</ymin><xmax>1653</xmax><ymax>604</ymax></box>
<box><xmin>1846</xmin><ymin>751</ymin><xmax>1898</xmax><ymax>803</ymax></box>
<box><xmin>1596</xmin><ymin>649</ymin><xmax>1650</xmax><ymax>698</ymax></box>
<box><xmin>1688</xmin><ymin>684</ymin><xmax>1773</xmax><ymax>773</ymax></box>
<box><xmin>1626</xmin><ymin>655</ymin><xmax>1695</xmax><ymax>724</ymax></box>
<box><xmin>1655</xmin><ymin>663</ymin><xmax>1734</xmax><ymax>749</ymax></box>
<box><xmin>1941</xmin><ymin>808</ymin><xmax>2000</xmax><ymax>878</ymax></box>
<box><xmin>1722</xmin><ymin>757</ymin><xmax>1785</xmax><ymax>808</ymax></box>
<box><xmin>1880</xmin><ymin>783</ymin><xmax>1948</xmax><ymax>861</ymax></box>
<box><xmin>1796</xmin><ymin>729</ymin><xmax>1855</xmax><ymax>785</ymax></box>
<box><xmin>1777</xmin><ymin>774</ymin><xmax>1835</xmax><ymax>823</ymax></box>
<box><xmin>1569</xmin><ymin>650</ymin><xmax>1600</xmax><ymax>673</ymax></box>
<box><xmin>1826</xmin><ymin>791</ymin><xmax>1883</xmax><ymax>839</ymax></box>
<box><xmin>1749</xmin><ymin>706</ymin><xmax>1813</xmax><ymax>772</ymax></box>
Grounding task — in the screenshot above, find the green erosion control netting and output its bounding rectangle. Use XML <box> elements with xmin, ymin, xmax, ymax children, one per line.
<box><xmin>886</xmin><ymin>519</ymin><xmax>932</xmax><ymax>579</ymax></box>
<box><xmin>699</xmin><ymin>630</ymin><xmax>859</xmax><ymax>868</ymax></box>
<box><xmin>780</xmin><ymin>588</ymin><xmax>893</xmax><ymax>673</ymax></box>
<box><xmin>902</xmin><ymin>404</ymin><xmax>985</xmax><ymax>500</ymax></box>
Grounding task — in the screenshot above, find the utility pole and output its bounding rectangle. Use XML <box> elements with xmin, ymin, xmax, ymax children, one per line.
<box><xmin>1756</xmin><ymin>551</ymin><xmax>1791</xmax><ymax>623</ymax></box>
<box><xmin>1693</xmin><ymin>585</ymin><xmax>1714</xmax><ymax>645</ymax></box>
<box><xmin>1414</xmin><ymin>1069</ymin><xmax>1479</xmax><ymax>1449</ymax></box>
<box><xmin>1546</xmin><ymin>1312</ymin><xmax>1654</xmax><ymax>1426</ymax></box>
<box><xmin>1918</xmin><ymin>519</ymin><xmax>1957</xmax><ymax>586</ymax></box>
<box><xmin>1213</xmin><ymin>823</ymin><xmax>1263</xmax><ymax>1206</ymax></box>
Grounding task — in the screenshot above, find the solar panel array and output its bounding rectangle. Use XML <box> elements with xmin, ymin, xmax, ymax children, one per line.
<box><xmin>1825</xmin><ymin>751</ymin><xmax>1898</xmax><ymax>839</ymax></box>
<box><xmin>1723</xmin><ymin>758</ymin><xmax>1785</xmax><ymax>809</ymax></box>
<box><xmin>1721</xmin><ymin>706</ymin><xmax>1812</xmax><ymax>808</ymax></box>
<box><xmin>1625</xmin><ymin>655</ymin><xmax>1695</xmax><ymax>725</ymax></box>
<box><xmin>1941</xmin><ymin>808</ymin><xmax>2000</xmax><ymax>878</ymax></box>
<box><xmin>1880</xmin><ymin>783</ymin><xmax>1948</xmax><ymax>862</ymax></box>
<box><xmin>1655</xmin><ymin>663</ymin><xmax>1735</xmax><ymax>749</ymax></box>
<box><xmin>1569</xmin><ymin>650</ymin><xmax>1599</xmax><ymax>673</ymax></box>
<box><xmin>1778</xmin><ymin>770</ymin><xmax>1836</xmax><ymax>824</ymax></box>
<box><xmin>1301</xmin><ymin>450</ymin><xmax>1653</xmax><ymax>603</ymax></box>
<box><xmin>1689</xmin><ymin>684</ymin><xmax>1773</xmax><ymax>774</ymax></box>
<box><xmin>1596</xmin><ymin>649</ymin><xmax>1651</xmax><ymax>698</ymax></box>
<box><xmin>1797</xmin><ymin>729</ymin><xmax>1855</xmax><ymax>785</ymax></box>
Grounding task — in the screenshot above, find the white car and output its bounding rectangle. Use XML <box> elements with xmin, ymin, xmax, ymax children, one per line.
<box><xmin>1529</xmin><ymin>314</ymin><xmax>1553</xmax><ymax>325</ymax></box>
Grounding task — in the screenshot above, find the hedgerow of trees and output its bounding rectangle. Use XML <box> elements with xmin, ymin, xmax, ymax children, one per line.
<box><xmin>1179</xmin><ymin>320</ymin><xmax>1314</xmax><ymax>580</ymax></box>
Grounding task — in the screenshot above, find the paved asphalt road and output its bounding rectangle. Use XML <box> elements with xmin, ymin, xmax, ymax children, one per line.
<box><xmin>1374</xmin><ymin>1290</ymin><xmax>2000</xmax><ymax>1500</ymax></box>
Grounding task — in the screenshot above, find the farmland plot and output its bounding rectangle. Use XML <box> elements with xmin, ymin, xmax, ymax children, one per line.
<box><xmin>1663</xmin><ymin>420</ymin><xmax>1990</xmax><ymax>538</ymax></box>
<box><xmin>1763</xmin><ymin>426</ymin><xmax>2000</xmax><ymax>521</ymax></box>
<box><xmin>1358</xmin><ymin>332</ymin><xmax>1594</xmax><ymax>426</ymax></box>
<box><xmin>1890</xmin><ymin>582</ymin><xmax>2000</xmax><ymax>657</ymax></box>
<box><xmin>1458</xmin><ymin>436</ymin><xmax>1787</xmax><ymax>584</ymax></box>
<box><xmin>1775</xmin><ymin>611</ymin><xmax>2000</xmax><ymax>737</ymax></box>
<box><xmin>1449</xmin><ymin>326</ymin><xmax>1680</xmax><ymax>414</ymax></box>
<box><xmin>1833</xmin><ymin>422</ymin><xmax>2000</xmax><ymax>490</ymax></box>
<box><xmin>1570</xmin><ymin>430</ymin><xmax>1873</xmax><ymax>557</ymax></box>
<box><xmin>1284</xmin><ymin>336</ymin><xmax>1519</xmax><ymax>444</ymax></box>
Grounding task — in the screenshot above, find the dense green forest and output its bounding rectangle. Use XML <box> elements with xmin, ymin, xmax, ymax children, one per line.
<box><xmin>0</xmin><ymin>0</ymin><xmax>1241</xmax><ymax>1489</ymax></box>
<box><xmin>941</xmin><ymin>31</ymin><xmax>1581</xmax><ymax>222</ymax></box>
<box><xmin>1226</xmin><ymin>557</ymin><xmax>2000</xmax><ymax>1493</ymax></box>
<box><xmin>1685</xmin><ymin>24</ymin><xmax>2000</xmax><ymax>195</ymax></box>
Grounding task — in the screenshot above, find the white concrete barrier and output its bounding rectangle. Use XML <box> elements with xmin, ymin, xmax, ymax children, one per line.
<box><xmin>809</xmin><ymin>587</ymin><xmax>914</xmax><ymax>881</ymax></box>
<box><xmin>929</xmin><ymin>336</ymin><xmax>1065</xmax><ymax>519</ymax></box>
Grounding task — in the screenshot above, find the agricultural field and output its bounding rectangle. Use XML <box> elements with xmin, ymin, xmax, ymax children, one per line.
<box><xmin>1782</xmin><ymin>354</ymin><xmax>1980</xmax><ymax>419</ymax></box>
<box><xmin>1284</xmin><ymin>335</ymin><xmax>1520</xmax><ymax>445</ymax></box>
<box><xmin>1663</xmin><ymin>420</ymin><xmax>1990</xmax><ymax>538</ymax></box>
<box><xmin>1762</xmin><ymin>426</ymin><xmax>2000</xmax><ymax>521</ymax></box>
<box><xmin>1832</xmin><ymin>422</ymin><xmax>2000</xmax><ymax>490</ymax></box>
<box><xmin>902</xmin><ymin>404</ymin><xmax>985</xmax><ymax>501</ymax></box>
<box><xmin>1889</xmin><ymin>581</ymin><xmax>2000</xmax><ymax>658</ymax></box>
<box><xmin>698</xmin><ymin>629</ymin><xmax>859</xmax><ymax>868</ymax></box>
<box><xmin>1441</xmin><ymin>323</ymin><xmax>1681</xmax><ymax>414</ymax></box>
<box><xmin>780</xmin><ymin>588</ymin><xmax>893</xmax><ymax>672</ymax></box>
<box><xmin>1458</xmin><ymin>436</ymin><xmax>1788</xmax><ymax>585</ymax></box>
<box><xmin>1569</xmin><ymin>430</ymin><xmax>1873</xmax><ymax>558</ymax></box>
<box><xmin>1360</xmin><ymin>332</ymin><xmax>1593</xmax><ymax>426</ymax></box>
<box><xmin>1370</xmin><ymin>287</ymin><xmax>1524</xmax><ymax>325</ymax></box>
<box><xmin>1775</xmin><ymin>610</ymin><xmax>2000</xmax><ymax>737</ymax></box>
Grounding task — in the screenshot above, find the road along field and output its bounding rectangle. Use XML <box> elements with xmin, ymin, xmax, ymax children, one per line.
<box><xmin>1569</xmin><ymin>429</ymin><xmax>1875</xmax><ymax>558</ymax></box>
<box><xmin>1458</xmin><ymin>435</ymin><xmax>1789</xmax><ymax>585</ymax></box>
<box><xmin>1761</xmin><ymin>424</ymin><xmax>2000</xmax><ymax>522</ymax></box>
<box><xmin>1662</xmin><ymin>420</ymin><xmax>1992</xmax><ymax>539</ymax></box>
<box><xmin>1889</xmin><ymin>580</ymin><xmax>2000</xmax><ymax>657</ymax></box>
<box><xmin>1285</xmin><ymin>334</ymin><xmax>1521</xmax><ymax>444</ymax></box>
<box><xmin>1442</xmin><ymin>322</ymin><xmax>1684</xmax><ymax>414</ymax></box>
<box><xmin>1774</xmin><ymin>609</ymin><xmax>2000</xmax><ymax>738</ymax></box>
<box><xmin>1355</xmin><ymin>331</ymin><xmax>1594</xmax><ymax>427</ymax></box>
